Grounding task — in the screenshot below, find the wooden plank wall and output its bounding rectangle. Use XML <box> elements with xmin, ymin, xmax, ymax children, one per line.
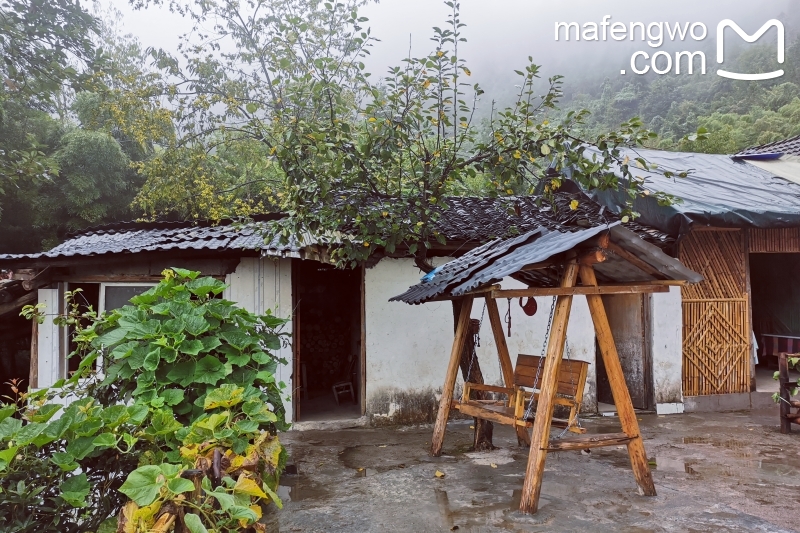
<box><xmin>679</xmin><ymin>229</ymin><xmax>750</xmax><ymax>396</ymax></box>
<box><xmin>749</xmin><ymin>228</ymin><xmax>800</xmax><ymax>253</ymax></box>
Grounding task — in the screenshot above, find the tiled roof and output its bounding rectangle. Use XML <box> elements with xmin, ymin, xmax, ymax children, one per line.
<box><xmin>734</xmin><ymin>135</ymin><xmax>800</xmax><ymax>157</ymax></box>
<box><xmin>391</xmin><ymin>224</ymin><xmax>702</xmax><ymax>305</ymax></box>
<box><xmin>0</xmin><ymin>193</ymin><xmax>673</xmax><ymax>263</ymax></box>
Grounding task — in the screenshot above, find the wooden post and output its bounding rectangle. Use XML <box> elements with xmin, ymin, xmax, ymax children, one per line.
<box><xmin>29</xmin><ymin>319</ymin><xmax>38</xmax><ymax>390</ymax></box>
<box><xmin>780</xmin><ymin>353</ymin><xmax>791</xmax><ymax>434</ymax></box>
<box><xmin>485</xmin><ymin>296</ymin><xmax>530</xmax><ymax>446</ymax></box>
<box><xmin>430</xmin><ymin>296</ymin><xmax>474</xmax><ymax>456</ymax></box>
<box><xmin>580</xmin><ymin>265</ymin><xmax>657</xmax><ymax>497</ymax></box>
<box><xmin>519</xmin><ymin>261</ymin><xmax>579</xmax><ymax>513</ymax></box>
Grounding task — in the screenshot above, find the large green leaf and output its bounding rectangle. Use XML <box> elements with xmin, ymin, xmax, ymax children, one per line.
<box><xmin>167</xmin><ymin>477</ymin><xmax>195</xmax><ymax>494</ymax></box>
<box><xmin>119</xmin><ymin>465</ymin><xmax>164</xmax><ymax>506</ymax></box>
<box><xmin>179</xmin><ymin>339</ymin><xmax>204</xmax><ymax>356</ymax></box>
<box><xmin>0</xmin><ymin>417</ymin><xmax>22</xmax><ymax>440</ymax></box>
<box><xmin>26</xmin><ymin>404</ymin><xmax>62</xmax><ymax>423</ymax></box>
<box><xmin>0</xmin><ymin>446</ymin><xmax>18</xmax><ymax>471</ymax></box>
<box><xmin>93</xmin><ymin>433</ymin><xmax>118</xmax><ymax>449</ymax></box>
<box><xmin>143</xmin><ymin>348</ymin><xmax>161</xmax><ymax>371</ymax></box>
<box><xmin>207</xmin><ymin>488</ymin><xmax>235</xmax><ymax>511</ymax></box>
<box><xmin>167</xmin><ymin>360</ymin><xmax>197</xmax><ymax>387</ymax></box>
<box><xmin>51</xmin><ymin>451</ymin><xmax>79</xmax><ymax>472</ymax></box>
<box><xmin>14</xmin><ymin>421</ymin><xmax>46</xmax><ymax>446</ymax></box>
<box><xmin>193</xmin><ymin>356</ymin><xmax>229</xmax><ymax>385</ymax></box>
<box><xmin>66</xmin><ymin>436</ymin><xmax>97</xmax><ymax>461</ymax></box>
<box><xmin>183</xmin><ymin>315</ymin><xmax>210</xmax><ymax>336</ymax></box>
<box><xmin>0</xmin><ymin>404</ymin><xmax>16</xmax><ymax>424</ymax></box>
<box><xmin>160</xmin><ymin>388</ymin><xmax>185</xmax><ymax>406</ymax></box>
<box><xmin>218</xmin><ymin>330</ymin><xmax>255</xmax><ymax>350</ymax></box>
<box><xmin>92</xmin><ymin>327</ymin><xmax>128</xmax><ymax>348</ymax></box>
<box><xmin>200</xmin><ymin>336</ymin><xmax>222</xmax><ymax>352</ymax></box>
<box><xmin>60</xmin><ymin>473</ymin><xmax>90</xmax><ymax>508</ymax></box>
<box><xmin>183</xmin><ymin>513</ymin><xmax>209</xmax><ymax>533</ymax></box>
<box><xmin>204</xmin><ymin>385</ymin><xmax>245</xmax><ymax>410</ymax></box>
<box><xmin>186</xmin><ymin>276</ymin><xmax>223</xmax><ymax>297</ymax></box>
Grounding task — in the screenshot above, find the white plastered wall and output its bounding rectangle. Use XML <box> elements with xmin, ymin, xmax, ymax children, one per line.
<box><xmin>364</xmin><ymin>259</ymin><xmax>599</xmax><ymax>420</ymax></box>
<box><xmin>36</xmin><ymin>288</ymin><xmax>62</xmax><ymax>389</ymax></box>
<box><xmin>225</xmin><ymin>257</ymin><xmax>293</xmax><ymax>417</ymax></box>
<box><xmin>650</xmin><ymin>286</ymin><xmax>684</xmax><ymax>414</ymax></box>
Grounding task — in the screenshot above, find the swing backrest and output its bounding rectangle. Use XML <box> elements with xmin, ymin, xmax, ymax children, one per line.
<box><xmin>514</xmin><ymin>354</ymin><xmax>589</xmax><ymax>398</ymax></box>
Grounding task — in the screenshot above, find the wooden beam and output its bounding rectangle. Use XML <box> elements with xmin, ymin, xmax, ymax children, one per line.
<box><xmin>0</xmin><ymin>291</ymin><xmax>36</xmax><ymax>317</ymax></box>
<box><xmin>579</xmin><ymin>248</ymin><xmax>607</xmax><ymax>266</ymax></box>
<box><xmin>492</xmin><ymin>284</ymin><xmax>669</xmax><ymax>298</ymax></box>
<box><xmin>519</xmin><ymin>260</ymin><xmax>579</xmax><ymax>514</ymax></box>
<box><xmin>485</xmin><ymin>296</ymin><xmax>531</xmax><ymax>447</ymax></box>
<box><xmin>544</xmin><ymin>432</ymin><xmax>633</xmax><ymax>451</ymax></box>
<box><xmin>430</xmin><ymin>296</ymin><xmax>474</xmax><ymax>456</ymax></box>
<box><xmin>607</xmin><ymin>242</ymin><xmax>666</xmax><ymax>279</ymax></box>
<box><xmin>579</xmin><ymin>265</ymin><xmax>657</xmax><ymax>498</ymax></box>
<box><xmin>427</xmin><ymin>284</ymin><xmax>500</xmax><ymax>302</ymax></box>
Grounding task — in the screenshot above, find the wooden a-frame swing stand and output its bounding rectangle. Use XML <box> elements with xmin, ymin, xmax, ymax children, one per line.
<box><xmin>430</xmin><ymin>261</ymin><xmax>658</xmax><ymax>514</ymax></box>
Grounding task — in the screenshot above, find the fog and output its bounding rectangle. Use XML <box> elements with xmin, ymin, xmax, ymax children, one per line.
<box><xmin>109</xmin><ymin>0</ymin><xmax>796</xmax><ymax>102</ymax></box>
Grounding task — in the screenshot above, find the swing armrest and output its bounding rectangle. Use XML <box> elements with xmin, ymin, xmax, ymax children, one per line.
<box><xmin>463</xmin><ymin>382</ymin><xmax>515</xmax><ymax>402</ymax></box>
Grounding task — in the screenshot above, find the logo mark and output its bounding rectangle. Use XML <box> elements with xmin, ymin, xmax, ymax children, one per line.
<box><xmin>717</xmin><ymin>19</ymin><xmax>784</xmax><ymax>80</ymax></box>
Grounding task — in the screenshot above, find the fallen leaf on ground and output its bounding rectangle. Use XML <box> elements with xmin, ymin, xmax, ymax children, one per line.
<box><xmin>469</xmin><ymin>425</ymin><xmax>474</xmax><ymax>429</ymax></box>
<box><xmin>450</xmin><ymin>526</ymin><xmax>460</xmax><ymax>531</ymax></box>
<box><xmin>490</xmin><ymin>463</ymin><xmax>497</xmax><ymax>468</ymax></box>
<box><xmin>435</xmin><ymin>470</ymin><xmax>445</xmax><ymax>478</ymax></box>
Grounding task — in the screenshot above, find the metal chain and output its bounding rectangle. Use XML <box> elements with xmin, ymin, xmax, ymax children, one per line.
<box><xmin>556</xmin><ymin>339</ymin><xmax>582</xmax><ymax>439</ymax></box>
<box><xmin>465</xmin><ymin>301</ymin><xmax>487</xmax><ymax>387</ymax></box>
<box><xmin>524</xmin><ymin>296</ymin><xmax>557</xmax><ymax>420</ymax></box>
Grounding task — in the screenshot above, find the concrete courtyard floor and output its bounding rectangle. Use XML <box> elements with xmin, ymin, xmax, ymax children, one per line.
<box><xmin>265</xmin><ymin>407</ymin><xmax>799</xmax><ymax>532</ymax></box>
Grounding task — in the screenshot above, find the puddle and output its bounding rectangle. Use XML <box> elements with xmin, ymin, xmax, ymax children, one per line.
<box><xmin>277</xmin><ymin>473</ymin><xmax>329</xmax><ymax>502</ymax></box>
<box><xmin>339</xmin><ymin>444</ymin><xmax>417</xmax><ymax>474</ymax></box>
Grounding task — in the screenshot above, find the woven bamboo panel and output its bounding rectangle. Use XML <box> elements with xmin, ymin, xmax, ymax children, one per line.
<box><xmin>749</xmin><ymin>228</ymin><xmax>800</xmax><ymax>253</ymax></box>
<box><xmin>679</xmin><ymin>230</ymin><xmax>750</xmax><ymax>395</ymax></box>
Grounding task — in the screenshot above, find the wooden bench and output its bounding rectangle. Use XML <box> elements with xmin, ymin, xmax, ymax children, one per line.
<box><xmin>454</xmin><ymin>354</ymin><xmax>589</xmax><ymax>434</ymax></box>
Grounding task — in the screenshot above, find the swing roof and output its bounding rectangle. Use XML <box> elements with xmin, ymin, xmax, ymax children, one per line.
<box><xmin>390</xmin><ymin>221</ymin><xmax>702</xmax><ymax>305</ymax></box>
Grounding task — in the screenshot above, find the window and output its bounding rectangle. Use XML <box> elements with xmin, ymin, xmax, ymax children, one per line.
<box><xmin>99</xmin><ymin>282</ymin><xmax>156</xmax><ymax>313</ymax></box>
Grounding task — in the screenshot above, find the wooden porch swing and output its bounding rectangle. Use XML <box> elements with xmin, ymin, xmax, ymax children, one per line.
<box><xmin>391</xmin><ymin>220</ymin><xmax>702</xmax><ymax>514</ymax></box>
<box><xmin>433</xmin><ymin>261</ymin><xmax>662</xmax><ymax>513</ymax></box>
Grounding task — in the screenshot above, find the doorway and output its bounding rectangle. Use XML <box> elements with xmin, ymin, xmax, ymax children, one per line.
<box><xmin>750</xmin><ymin>253</ymin><xmax>800</xmax><ymax>392</ymax></box>
<box><xmin>596</xmin><ymin>294</ymin><xmax>653</xmax><ymax>411</ymax></box>
<box><xmin>292</xmin><ymin>260</ymin><xmax>363</xmax><ymax>422</ymax></box>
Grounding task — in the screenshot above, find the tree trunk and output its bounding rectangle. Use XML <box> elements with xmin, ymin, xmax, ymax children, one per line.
<box><xmin>453</xmin><ymin>300</ymin><xmax>495</xmax><ymax>451</ymax></box>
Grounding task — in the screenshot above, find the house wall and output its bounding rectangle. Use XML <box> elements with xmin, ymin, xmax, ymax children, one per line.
<box><xmin>363</xmin><ymin>259</ymin><xmax>599</xmax><ymax>424</ymax></box>
<box><xmin>651</xmin><ymin>287</ymin><xmax>684</xmax><ymax>414</ymax></box>
<box><xmin>224</xmin><ymin>257</ymin><xmax>293</xmax><ymax>417</ymax></box>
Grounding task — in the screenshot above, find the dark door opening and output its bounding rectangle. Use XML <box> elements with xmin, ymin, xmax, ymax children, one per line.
<box><xmin>750</xmin><ymin>253</ymin><xmax>800</xmax><ymax>392</ymax></box>
<box><xmin>596</xmin><ymin>293</ymin><xmax>652</xmax><ymax>411</ymax></box>
<box><xmin>293</xmin><ymin>260</ymin><xmax>363</xmax><ymax>422</ymax></box>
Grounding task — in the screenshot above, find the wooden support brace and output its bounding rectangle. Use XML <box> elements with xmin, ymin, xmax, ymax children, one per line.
<box><xmin>492</xmin><ymin>284</ymin><xmax>669</xmax><ymax>299</ymax></box>
<box><xmin>545</xmin><ymin>432</ymin><xmax>633</xmax><ymax>451</ymax></box>
<box><xmin>485</xmin><ymin>296</ymin><xmax>531</xmax><ymax>447</ymax></box>
<box><xmin>579</xmin><ymin>265</ymin><xmax>657</xmax><ymax>498</ymax></box>
<box><xmin>430</xmin><ymin>296</ymin><xmax>474</xmax><ymax>456</ymax></box>
<box><xmin>780</xmin><ymin>353</ymin><xmax>792</xmax><ymax>434</ymax></box>
<box><xmin>519</xmin><ymin>261</ymin><xmax>579</xmax><ymax>514</ymax></box>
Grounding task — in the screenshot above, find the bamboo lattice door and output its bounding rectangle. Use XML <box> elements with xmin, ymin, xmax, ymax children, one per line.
<box><xmin>679</xmin><ymin>230</ymin><xmax>750</xmax><ymax>395</ymax></box>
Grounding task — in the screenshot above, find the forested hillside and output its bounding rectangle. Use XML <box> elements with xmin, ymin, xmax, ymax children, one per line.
<box><xmin>558</xmin><ymin>32</ymin><xmax>800</xmax><ymax>154</ymax></box>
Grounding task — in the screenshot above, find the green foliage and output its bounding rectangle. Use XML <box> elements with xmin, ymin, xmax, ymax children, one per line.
<box><xmin>115</xmin><ymin>0</ymin><xmax>681</xmax><ymax>268</ymax></box>
<box><xmin>0</xmin><ymin>0</ymin><xmax>103</xmax><ymax>189</ymax></box>
<box><xmin>4</xmin><ymin>270</ymin><xmax>289</xmax><ymax>532</ymax></box>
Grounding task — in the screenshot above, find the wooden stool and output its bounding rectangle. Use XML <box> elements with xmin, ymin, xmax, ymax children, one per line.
<box><xmin>332</xmin><ymin>381</ymin><xmax>355</xmax><ymax>405</ymax></box>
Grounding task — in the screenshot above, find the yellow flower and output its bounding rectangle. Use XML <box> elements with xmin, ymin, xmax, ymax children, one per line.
<box><xmin>513</xmin><ymin>150</ymin><xmax>521</xmax><ymax>159</ymax></box>
<box><xmin>382</xmin><ymin>211</ymin><xmax>388</xmax><ymax>217</ymax></box>
<box><xmin>569</xmin><ymin>200</ymin><xmax>579</xmax><ymax>210</ymax></box>
<box><xmin>363</xmin><ymin>242</ymin><xmax>370</xmax><ymax>247</ymax></box>
<box><xmin>368</xmin><ymin>117</ymin><xmax>377</xmax><ymax>123</ymax></box>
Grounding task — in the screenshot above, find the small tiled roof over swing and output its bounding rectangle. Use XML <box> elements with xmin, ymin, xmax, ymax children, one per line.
<box><xmin>391</xmin><ymin>221</ymin><xmax>702</xmax><ymax>305</ymax></box>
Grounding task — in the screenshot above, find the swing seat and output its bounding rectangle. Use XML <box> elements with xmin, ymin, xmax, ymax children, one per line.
<box><xmin>455</xmin><ymin>354</ymin><xmax>589</xmax><ymax>434</ymax></box>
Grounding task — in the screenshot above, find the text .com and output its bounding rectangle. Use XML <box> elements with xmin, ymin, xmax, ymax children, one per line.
<box><xmin>554</xmin><ymin>16</ymin><xmax>785</xmax><ymax>80</ymax></box>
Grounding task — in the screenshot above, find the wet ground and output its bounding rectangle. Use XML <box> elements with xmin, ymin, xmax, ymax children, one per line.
<box><xmin>265</xmin><ymin>408</ymin><xmax>799</xmax><ymax>532</ymax></box>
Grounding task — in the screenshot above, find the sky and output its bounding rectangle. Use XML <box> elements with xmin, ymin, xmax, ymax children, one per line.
<box><xmin>107</xmin><ymin>0</ymin><xmax>796</xmax><ymax>99</ymax></box>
